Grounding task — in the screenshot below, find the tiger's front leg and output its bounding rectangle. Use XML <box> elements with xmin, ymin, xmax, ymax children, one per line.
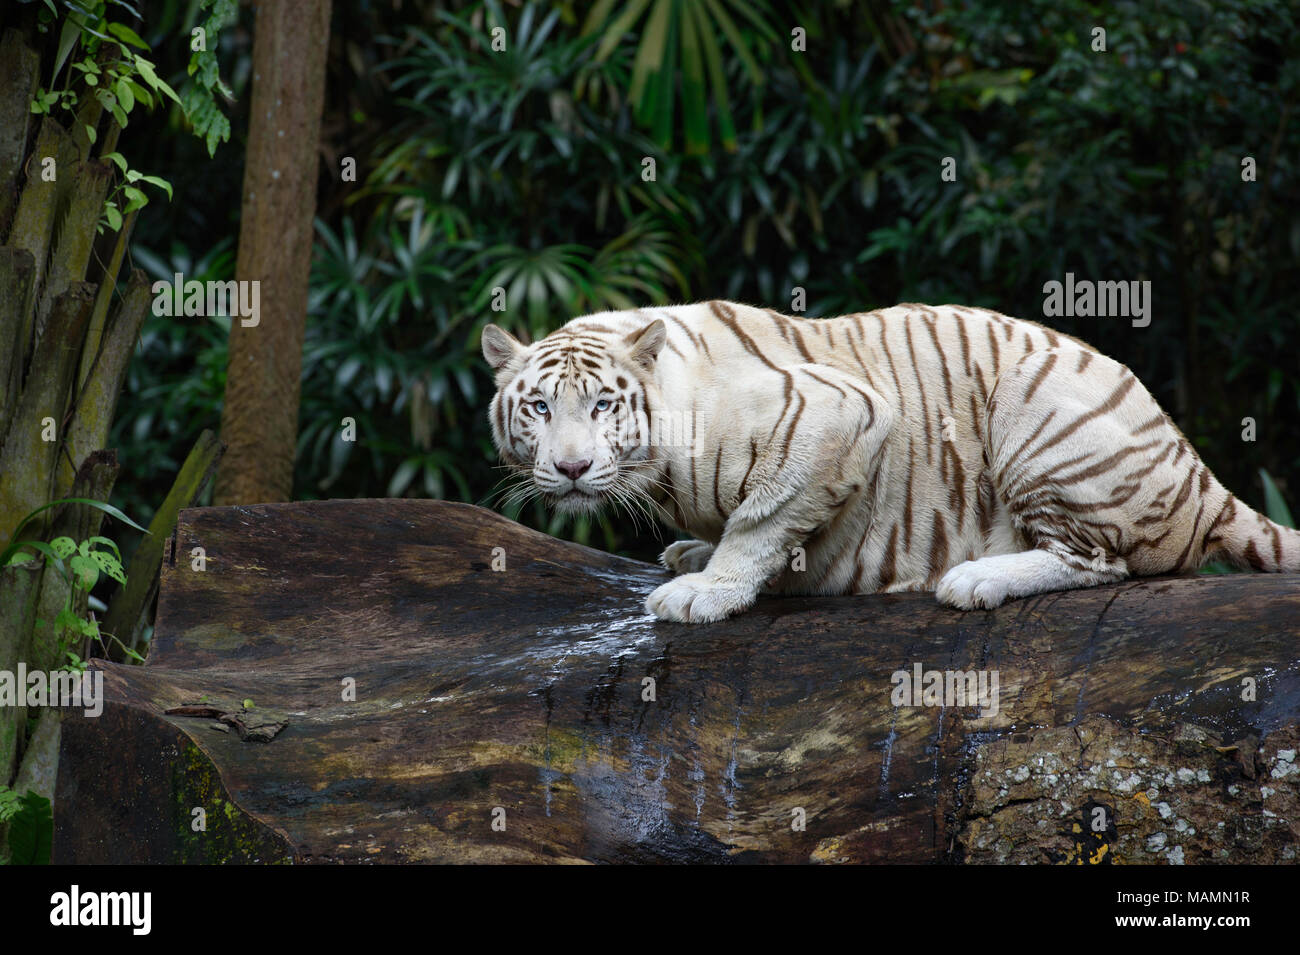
<box><xmin>647</xmin><ymin>366</ymin><xmax>891</xmax><ymax>623</ymax></box>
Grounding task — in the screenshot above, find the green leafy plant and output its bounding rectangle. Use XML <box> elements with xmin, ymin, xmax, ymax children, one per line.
<box><xmin>100</xmin><ymin>148</ymin><xmax>173</xmax><ymax>232</ymax></box>
<box><xmin>0</xmin><ymin>787</ymin><xmax>53</xmax><ymax>866</ymax></box>
<box><xmin>581</xmin><ymin>0</ymin><xmax>778</xmax><ymax>153</ymax></box>
<box><xmin>2</xmin><ymin>497</ymin><xmax>147</xmax><ymax>664</ymax></box>
<box><xmin>24</xmin><ymin>0</ymin><xmax>235</xmax><ymax>231</ymax></box>
<box><xmin>27</xmin><ymin>2</ymin><xmax>181</xmax><ymax>231</ymax></box>
<box><xmin>180</xmin><ymin>0</ymin><xmax>238</xmax><ymax>156</ymax></box>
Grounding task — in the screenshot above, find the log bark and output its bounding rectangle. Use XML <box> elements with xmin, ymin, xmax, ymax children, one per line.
<box><xmin>0</xmin><ymin>562</ymin><xmax>40</xmax><ymax>781</ymax></box>
<box><xmin>34</xmin><ymin>159</ymin><xmax>111</xmax><ymax>339</ymax></box>
<box><xmin>58</xmin><ymin>269</ymin><xmax>150</xmax><ymax>495</ymax></box>
<box><xmin>54</xmin><ymin>499</ymin><xmax>1300</xmax><ymax>864</ymax></box>
<box><xmin>5</xmin><ymin>118</ymin><xmax>78</xmax><ymax>352</ymax></box>
<box><xmin>0</xmin><ymin>28</ymin><xmax>40</xmax><ymax>240</ymax></box>
<box><xmin>0</xmin><ymin>247</ymin><xmax>35</xmax><ymax>433</ymax></box>
<box><xmin>0</xmin><ymin>282</ymin><xmax>95</xmax><ymax>551</ymax></box>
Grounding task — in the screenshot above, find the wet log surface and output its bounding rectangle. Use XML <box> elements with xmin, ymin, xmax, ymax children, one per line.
<box><xmin>55</xmin><ymin>499</ymin><xmax>1300</xmax><ymax>863</ymax></box>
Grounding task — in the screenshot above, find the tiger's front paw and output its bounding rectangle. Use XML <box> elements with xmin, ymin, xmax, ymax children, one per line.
<box><xmin>660</xmin><ymin>539</ymin><xmax>715</xmax><ymax>575</ymax></box>
<box><xmin>646</xmin><ymin>574</ymin><xmax>753</xmax><ymax>623</ymax></box>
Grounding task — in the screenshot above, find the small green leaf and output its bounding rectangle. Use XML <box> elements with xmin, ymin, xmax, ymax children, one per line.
<box><xmin>127</xmin><ymin>79</ymin><xmax>152</xmax><ymax>109</ymax></box>
<box><xmin>107</xmin><ymin>22</ymin><xmax>151</xmax><ymax>51</ymax></box>
<box><xmin>89</xmin><ymin>550</ymin><xmax>126</xmax><ymax>585</ymax></box>
<box><xmin>5</xmin><ymin>540</ymin><xmax>60</xmax><ymax>566</ymax></box>
<box><xmin>69</xmin><ymin>554</ymin><xmax>100</xmax><ymax>590</ymax></box>
<box><xmin>53</xmin><ymin>17</ymin><xmax>81</xmax><ymax>88</ymax></box>
<box><xmin>133</xmin><ymin>56</ymin><xmax>182</xmax><ymax>106</ymax></box>
<box><xmin>102</xmin><ymin>150</ymin><xmax>128</xmax><ymax>173</ymax></box>
<box><xmin>122</xmin><ymin>184</ymin><xmax>148</xmax><ymax>212</ymax></box>
<box><xmin>83</xmin><ymin>536</ymin><xmax>122</xmax><ymax>560</ymax></box>
<box><xmin>50</xmin><ymin>537</ymin><xmax>77</xmax><ymax>559</ymax></box>
<box><xmin>136</xmin><ymin>174</ymin><xmax>173</xmax><ymax>200</ymax></box>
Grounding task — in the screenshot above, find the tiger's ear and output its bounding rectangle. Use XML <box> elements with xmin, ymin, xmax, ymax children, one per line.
<box><xmin>623</xmin><ymin>319</ymin><xmax>666</xmax><ymax>371</ymax></box>
<box><xmin>481</xmin><ymin>323</ymin><xmax>526</xmax><ymax>373</ymax></box>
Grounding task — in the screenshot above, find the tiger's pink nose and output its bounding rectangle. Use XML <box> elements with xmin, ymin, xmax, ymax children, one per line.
<box><xmin>555</xmin><ymin>459</ymin><xmax>592</xmax><ymax>481</ymax></box>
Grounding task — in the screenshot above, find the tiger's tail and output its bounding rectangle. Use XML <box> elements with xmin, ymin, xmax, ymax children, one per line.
<box><xmin>1207</xmin><ymin>492</ymin><xmax>1300</xmax><ymax>573</ymax></box>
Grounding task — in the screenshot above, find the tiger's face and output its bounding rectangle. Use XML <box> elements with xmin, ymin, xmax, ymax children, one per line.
<box><xmin>481</xmin><ymin>318</ymin><xmax>667</xmax><ymax>515</ymax></box>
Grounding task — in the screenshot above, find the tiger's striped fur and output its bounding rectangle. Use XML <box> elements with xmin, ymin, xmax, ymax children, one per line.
<box><xmin>482</xmin><ymin>301</ymin><xmax>1299</xmax><ymax>623</ymax></box>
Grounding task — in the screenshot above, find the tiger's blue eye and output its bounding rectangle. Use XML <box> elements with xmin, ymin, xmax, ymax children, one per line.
<box><xmin>533</xmin><ymin>400</ymin><xmax>549</xmax><ymax>415</ymax></box>
<box><xmin>595</xmin><ymin>399</ymin><xmax>611</xmax><ymax>412</ymax></box>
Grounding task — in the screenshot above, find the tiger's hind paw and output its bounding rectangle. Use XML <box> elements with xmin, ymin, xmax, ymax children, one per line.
<box><xmin>660</xmin><ymin>539</ymin><xmax>715</xmax><ymax>575</ymax></box>
<box><xmin>936</xmin><ymin>549</ymin><xmax>1128</xmax><ymax>610</ymax></box>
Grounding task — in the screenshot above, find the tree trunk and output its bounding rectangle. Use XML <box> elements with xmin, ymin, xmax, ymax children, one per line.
<box><xmin>213</xmin><ymin>0</ymin><xmax>331</xmax><ymax>505</ymax></box>
<box><xmin>53</xmin><ymin>500</ymin><xmax>1300</xmax><ymax>864</ymax></box>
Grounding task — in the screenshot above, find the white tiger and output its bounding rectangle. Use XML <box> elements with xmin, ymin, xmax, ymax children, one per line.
<box><xmin>481</xmin><ymin>301</ymin><xmax>1299</xmax><ymax>623</ymax></box>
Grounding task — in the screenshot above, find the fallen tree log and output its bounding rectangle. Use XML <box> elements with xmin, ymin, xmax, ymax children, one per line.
<box><xmin>54</xmin><ymin>499</ymin><xmax>1300</xmax><ymax>863</ymax></box>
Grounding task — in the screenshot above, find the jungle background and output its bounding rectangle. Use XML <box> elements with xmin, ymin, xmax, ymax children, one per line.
<box><xmin>34</xmin><ymin>0</ymin><xmax>1300</xmax><ymax>561</ymax></box>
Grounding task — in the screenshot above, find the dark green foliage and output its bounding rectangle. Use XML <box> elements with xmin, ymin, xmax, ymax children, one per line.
<box><xmin>180</xmin><ymin>0</ymin><xmax>237</xmax><ymax>156</ymax></box>
<box><xmin>0</xmin><ymin>789</ymin><xmax>53</xmax><ymax>865</ymax></box>
<box><xmin>580</xmin><ymin>0</ymin><xmax>778</xmax><ymax>153</ymax></box>
<box><xmin>114</xmin><ymin>0</ymin><xmax>1298</xmax><ymax>563</ymax></box>
<box><xmin>110</xmin><ymin>240</ymin><xmax>232</xmax><ymax>523</ymax></box>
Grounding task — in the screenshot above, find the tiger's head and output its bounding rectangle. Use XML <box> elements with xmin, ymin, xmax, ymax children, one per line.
<box><xmin>481</xmin><ymin>317</ymin><xmax>667</xmax><ymax>515</ymax></box>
